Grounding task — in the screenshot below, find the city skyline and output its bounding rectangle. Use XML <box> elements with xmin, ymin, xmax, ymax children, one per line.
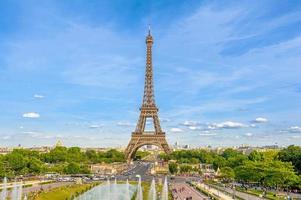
<box><xmin>0</xmin><ymin>0</ymin><xmax>301</xmax><ymax>147</ymax></box>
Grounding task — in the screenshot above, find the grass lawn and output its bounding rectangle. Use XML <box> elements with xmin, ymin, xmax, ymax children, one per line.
<box><xmin>30</xmin><ymin>183</ymin><xmax>96</xmax><ymax>200</ymax></box>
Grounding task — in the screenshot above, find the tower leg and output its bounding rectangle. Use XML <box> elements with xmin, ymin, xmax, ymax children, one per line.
<box><xmin>124</xmin><ymin>134</ymin><xmax>171</xmax><ymax>163</ymax></box>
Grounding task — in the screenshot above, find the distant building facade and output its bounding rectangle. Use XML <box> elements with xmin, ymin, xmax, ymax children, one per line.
<box><xmin>90</xmin><ymin>163</ymin><xmax>127</xmax><ymax>175</ymax></box>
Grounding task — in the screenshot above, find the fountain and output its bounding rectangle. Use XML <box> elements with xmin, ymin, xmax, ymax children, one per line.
<box><xmin>135</xmin><ymin>175</ymin><xmax>143</xmax><ymax>200</ymax></box>
<box><xmin>11</xmin><ymin>182</ymin><xmax>18</xmax><ymax>200</ymax></box>
<box><xmin>148</xmin><ymin>178</ymin><xmax>156</xmax><ymax>200</ymax></box>
<box><xmin>75</xmin><ymin>178</ymin><xmax>136</xmax><ymax>200</ymax></box>
<box><xmin>17</xmin><ymin>182</ymin><xmax>23</xmax><ymax>200</ymax></box>
<box><xmin>125</xmin><ymin>179</ymin><xmax>131</xmax><ymax>200</ymax></box>
<box><xmin>1</xmin><ymin>178</ymin><xmax>23</xmax><ymax>200</ymax></box>
<box><xmin>107</xmin><ymin>178</ymin><xmax>111</xmax><ymax>200</ymax></box>
<box><xmin>111</xmin><ymin>178</ymin><xmax>117</xmax><ymax>199</ymax></box>
<box><xmin>0</xmin><ymin>177</ymin><xmax>7</xmax><ymax>200</ymax></box>
<box><xmin>161</xmin><ymin>177</ymin><xmax>168</xmax><ymax>200</ymax></box>
<box><xmin>10</xmin><ymin>181</ymin><xmax>23</xmax><ymax>200</ymax></box>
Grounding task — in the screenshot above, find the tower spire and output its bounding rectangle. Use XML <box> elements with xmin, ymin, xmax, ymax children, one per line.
<box><xmin>143</xmin><ymin>27</ymin><xmax>155</xmax><ymax>107</ymax></box>
<box><xmin>148</xmin><ymin>24</ymin><xmax>151</xmax><ymax>35</ymax></box>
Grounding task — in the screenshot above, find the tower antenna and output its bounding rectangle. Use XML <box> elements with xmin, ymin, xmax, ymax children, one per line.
<box><xmin>148</xmin><ymin>24</ymin><xmax>151</xmax><ymax>35</ymax></box>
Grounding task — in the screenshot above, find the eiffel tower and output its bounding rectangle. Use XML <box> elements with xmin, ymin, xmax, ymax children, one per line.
<box><xmin>125</xmin><ymin>28</ymin><xmax>171</xmax><ymax>161</ymax></box>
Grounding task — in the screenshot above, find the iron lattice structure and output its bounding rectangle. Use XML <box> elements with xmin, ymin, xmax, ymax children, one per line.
<box><xmin>124</xmin><ymin>30</ymin><xmax>171</xmax><ymax>161</ymax></box>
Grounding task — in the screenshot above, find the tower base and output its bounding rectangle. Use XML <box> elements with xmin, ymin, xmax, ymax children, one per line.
<box><xmin>125</xmin><ymin>133</ymin><xmax>171</xmax><ymax>162</ymax></box>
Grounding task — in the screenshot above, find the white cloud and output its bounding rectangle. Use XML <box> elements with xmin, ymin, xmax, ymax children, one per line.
<box><xmin>168</xmin><ymin>97</ymin><xmax>267</xmax><ymax>119</ymax></box>
<box><xmin>181</xmin><ymin>121</ymin><xmax>199</xmax><ymax>126</ymax></box>
<box><xmin>22</xmin><ymin>112</ymin><xmax>40</xmax><ymax>118</ymax></box>
<box><xmin>254</xmin><ymin>117</ymin><xmax>268</xmax><ymax>123</ymax></box>
<box><xmin>188</xmin><ymin>126</ymin><xmax>201</xmax><ymax>130</ymax></box>
<box><xmin>201</xmin><ymin>130</ymin><xmax>210</xmax><ymax>134</ymax></box>
<box><xmin>207</xmin><ymin>125</ymin><xmax>217</xmax><ymax>130</ymax></box>
<box><xmin>170</xmin><ymin>128</ymin><xmax>183</xmax><ymax>133</ymax></box>
<box><xmin>2</xmin><ymin>135</ymin><xmax>11</xmax><ymax>140</ymax></box>
<box><xmin>23</xmin><ymin>131</ymin><xmax>67</xmax><ymax>140</ymax></box>
<box><xmin>22</xmin><ymin>131</ymin><xmax>40</xmax><ymax>135</ymax></box>
<box><xmin>245</xmin><ymin>132</ymin><xmax>253</xmax><ymax>137</ymax></box>
<box><xmin>89</xmin><ymin>124</ymin><xmax>102</xmax><ymax>129</ymax></box>
<box><xmin>199</xmin><ymin>131</ymin><xmax>217</xmax><ymax>136</ymax></box>
<box><xmin>288</xmin><ymin>126</ymin><xmax>301</xmax><ymax>133</ymax></box>
<box><xmin>209</xmin><ymin>121</ymin><xmax>247</xmax><ymax>129</ymax></box>
<box><xmin>34</xmin><ymin>94</ymin><xmax>45</xmax><ymax>99</ymax></box>
<box><xmin>160</xmin><ymin>118</ymin><xmax>171</xmax><ymax>122</ymax></box>
<box><xmin>117</xmin><ymin>121</ymin><xmax>135</xmax><ymax>126</ymax></box>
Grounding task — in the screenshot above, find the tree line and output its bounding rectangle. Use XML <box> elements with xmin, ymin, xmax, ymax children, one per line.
<box><xmin>162</xmin><ymin>145</ymin><xmax>301</xmax><ymax>189</ymax></box>
<box><xmin>1</xmin><ymin>144</ymin><xmax>301</xmax><ymax>190</ymax></box>
<box><xmin>0</xmin><ymin>146</ymin><xmax>125</xmax><ymax>177</ymax></box>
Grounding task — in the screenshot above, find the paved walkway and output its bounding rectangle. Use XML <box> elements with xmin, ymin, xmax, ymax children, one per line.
<box><xmin>210</xmin><ymin>184</ymin><xmax>265</xmax><ymax>200</ymax></box>
<box><xmin>3</xmin><ymin>181</ymin><xmax>74</xmax><ymax>198</ymax></box>
<box><xmin>197</xmin><ymin>183</ymin><xmax>233</xmax><ymax>200</ymax></box>
<box><xmin>23</xmin><ymin>182</ymin><xmax>74</xmax><ymax>195</ymax></box>
<box><xmin>211</xmin><ymin>184</ymin><xmax>301</xmax><ymax>200</ymax></box>
<box><xmin>0</xmin><ymin>180</ymin><xmax>52</xmax><ymax>189</ymax></box>
<box><xmin>171</xmin><ymin>183</ymin><xmax>209</xmax><ymax>200</ymax></box>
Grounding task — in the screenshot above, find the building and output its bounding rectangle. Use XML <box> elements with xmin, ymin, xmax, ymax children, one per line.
<box><xmin>200</xmin><ymin>163</ymin><xmax>216</xmax><ymax>178</ymax></box>
<box><xmin>173</xmin><ymin>142</ymin><xmax>191</xmax><ymax>150</ymax></box>
<box><xmin>28</xmin><ymin>146</ymin><xmax>52</xmax><ymax>153</ymax></box>
<box><xmin>151</xmin><ymin>160</ymin><xmax>168</xmax><ymax>175</ymax></box>
<box><xmin>0</xmin><ymin>147</ymin><xmax>13</xmax><ymax>155</ymax></box>
<box><xmin>81</xmin><ymin>147</ymin><xmax>111</xmax><ymax>153</ymax></box>
<box><xmin>90</xmin><ymin>163</ymin><xmax>127</xmax><ymax>175</ymax></box>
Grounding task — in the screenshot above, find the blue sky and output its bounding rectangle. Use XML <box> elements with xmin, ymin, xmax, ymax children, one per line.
<box><xmin>0</xmin><ymin>0</ymin><xmax>301</xmax><ymax>147</ymax></box>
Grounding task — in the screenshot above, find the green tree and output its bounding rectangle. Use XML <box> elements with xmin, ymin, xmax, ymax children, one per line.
<box><xmin>86</xmin><ymin>150</ymin><xmax>98</xmax><ymax>163</ymax></box>
<box><xmin>0</xmin><ymin>156</ymin><xmax>5</xmax><ymax>177</ymax></box>
<box><xmin>168</xmin><ymin>163</ymin><xmax>178</xmax><ymax>174</ymax></box>
<box><xmin>213</xmin><ymin>156</ymin><xmax>227</xmax><ymax>170</ymax></box>
<box><xmin>234</xmin><ymin>161</ymin><xmax>265</xmax><ymax>183</ymax></box>
<box><xmin>48</xmin><ymin>164</ymin><xmax>65</xmax><ymax>174</ymax></box>
<box><xmin>179</xmin><ymin>165</ymin><xmax>193</xmax><ymax>174</ymax></box>
<box><xmin>80</xmin><ymin>165</ymin><xmax>91</xmax><ymax>174</ymax></box>
<box><xmin>261</xmin><ymin>150</ymin><xmax>278</xmax><ymax>161</ymax></box>
<box><xmin>43</xmin><ymin>146</ymin><xmax>68</xmax><ymax>163</ymax></box>
<box><xmin>64</xmin><ymin>162</ymin><xmax>81</xmax><ymax>174</ymax></box>
<box><xmin>263</xmin><ymin>161</ymin><xmax>299</xmax><ymax>188</ymax></box>
<box><xmin>248</xmin><ymin>151</ymin><xmax>264</xmax><ymax>162</ymax></box>
<box><xmin>67</xmin><ymin>147</ymin><xmax>86</xmax><ymax>163</ymax></box>
<box><xmin>234</xmin><ymin>160</ymin><xmax>300</xmax><ymax>188</ymax></box>
<box><xmin>220</xmin><ymin>167</ymin><xmax>235</xmax><ymax>182</ymax></box>
<box><xmin>134</xmin><ymin>151</ymin><xmax>150</xmax><ymax>160</ymax></box>
<box><xmin>222</xmin><ymin>148</ymin><xmax>242</xmax><ymax>159</ymax></box>
<box><xmin>28</xmin><ymin>157</ymin><xmax>44</xmax><ymax>174</ymax></box>
<box><xmin>105</xmin><ymin>149</ymin><xmax>125</xmax><ymax>163</ymax></box>
<box><xmin>158</xmin><ymin>153</ymin><xmax>170</xmax><ymax>161</ymax></box>
<box><xmin>278</xmin><ymin>145</ymin><xmax>301</xmax><ymax>174</ymax></box>
<box><xmin>6</xmin><ymin>152</ymin><xmax>28</xmax><ymax>172</ymax></box>
<box><xmin>227</xmin><ymin>154</ymin><xmax>248</xmax><ymax>168</ymax></box>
